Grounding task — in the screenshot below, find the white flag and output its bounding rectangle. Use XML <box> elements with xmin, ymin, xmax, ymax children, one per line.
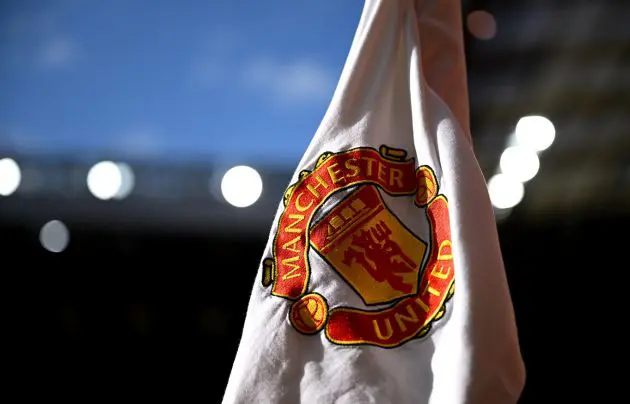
<box><xmin>223</xmin><ymin>1</ymin><xmax>525</xmax><ymax>403</ymax></box>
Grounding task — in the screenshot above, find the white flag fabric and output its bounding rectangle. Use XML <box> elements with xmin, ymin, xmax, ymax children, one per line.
<box><xmin>222</xmin><ymin>1</ymin><xmax>525</xmax><ymax>403</ymax></box>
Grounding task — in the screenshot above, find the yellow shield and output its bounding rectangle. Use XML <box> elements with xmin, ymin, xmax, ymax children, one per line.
<box><xmin>310</xmin><ymin>186</ymin><xmax>427</xmax><ymax>305</ymax></box>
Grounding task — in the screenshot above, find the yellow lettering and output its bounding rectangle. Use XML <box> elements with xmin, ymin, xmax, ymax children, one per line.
<box><xmin>377</xmin><ymin>162</ymin><xmax>387</xmax><ymax>182</ymax></box>
<box><xmin>424</xmin><ymin>282</ymin><xmax>441</xmax><ymax>297</ymax></box>
<box><xmin>431</xmin><ymin>240</ymin><xmax>453</xmax><ymax>279</ymax></box>
<box><xmin>282</xmin><ymin>236</ymin><xmax>301</xmax><ymax>253</ymax></box>
<box><xmin>344</xmin><ymin>158</ymin><xmax>360</xmax><ymax>178</ymax></box>
<box><xmin>284</xmin><ymin>214</ymin><xmax>305</xmax><ymax>233</ymax></box>
<box><xmin>415</xmin><ymin>296</ymin><xmax>430</xmax><ymax>313</ymax></box>
<box><xmin>306</xmin><ymin>175</ymin><xmax>329</xmax><ymax>198</ymax></box>
<box><xmin>361</xmin><ymin>157</ymin><xmax>376</xmax><ymax>176</ymax></box>
<box><xmin>326</xmin><ymin>163</ymin><xmax>345</xmax><ymax>184</ymax></box>
<box><xmin>390</xmin><ymin>168</ymin><xmax>404</xmax><ymax>188</ymax></box>
<box><xmin>394</xmin><ymin>304</ymin><xmax>419</xmax><ymax>332</ymax></box>
<box><xmin>281</xmin><ymin>256</ymin><xmax>302</xmax><ymax>280</ymax></box>
<box><xmin>431</xmin><ymin>264</ymin><xmax>451</xmax><ymax>280</ymax></box>
<box><xmin>294</xmin><ymin>192</ymin><xmax>313</xmax><ymax>212</ymax></box>
<box><xmin>437</xmin><ymin>240</ymin><xmax>453</xmax><ymax>261</ymax></box>
<box><xmin>372</xmin><ymin>318</ymin><xmax>393</xmax><ymax>340</ymax></box>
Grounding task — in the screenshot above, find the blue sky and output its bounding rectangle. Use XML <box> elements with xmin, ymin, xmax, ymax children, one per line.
<box><xmin>0</xmin><ymin>0</ymin><xmax>363</xmax><ymax>168</ymax></box>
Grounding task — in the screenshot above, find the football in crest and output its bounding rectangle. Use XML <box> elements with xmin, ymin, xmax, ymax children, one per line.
<box><xmin>290</xmin><ymin>293</ymin><xmax>328</xmax><ymax>335</ymax></box>
<box><xmin>415</xmin><ymin>166</ymin><xmax>438</xmax><ymax>207</ymax></box>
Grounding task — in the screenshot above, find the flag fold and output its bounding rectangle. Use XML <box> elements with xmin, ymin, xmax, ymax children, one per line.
<box><xmin>223</xmin><ymin>1</ymin><xmax>525</xmax><ymax>402</ymax></box>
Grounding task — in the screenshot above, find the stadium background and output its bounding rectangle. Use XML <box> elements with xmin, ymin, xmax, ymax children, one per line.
<box><xmin>2</xmin><ymin>0</ymin><xmax>627</xmax><ymax>402</ymax></box>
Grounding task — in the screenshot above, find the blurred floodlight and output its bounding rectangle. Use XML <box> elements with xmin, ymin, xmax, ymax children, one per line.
<box><xmin>0</xmin><ymin>157</ymin><xmax>21</xmax><ymax>196</ymax></box>
<box><xmin>87</xmin><ymin>161</ymin><xmax>134</xmax><ymax>200</ymax></box>
<box><xmin>514</xmin><ymin>115</ymin><xmax>556</xmax><ymax>152</ymax></box>
<box><xmin>39</xmin><ymin>219</ymin><xmax>70</xmax><ymax>253</ymax></box>
<box><xmin>113</xmin><ymin>162</ymin><xmax>135</xmax><ymax>200</ymax></box>
<box><xmin>499</xmin><ymin>146</ymin><xmax>540</xmax><ymax>182</ymax></box>
<box><xmin>221</xmin><ymin>165</ymin><xmax>263</xmax><ymax>208</ymax></box>
<box><xmin>487</xmin><ymin>173</ymin><xmax>525</xmax><ymax>209</ymax></box>
<box><xmin>466</xmin><ymin>10</ymin><xmax>497</xmax><ymax>40</ymax></box>
<box><xmin>87</xmin><ymin>161</ymin><xmax>121</xmax><ymax>200</ymax></box>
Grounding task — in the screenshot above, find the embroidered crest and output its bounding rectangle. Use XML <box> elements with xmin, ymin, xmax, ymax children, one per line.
<box><xmin>262</xmin><ymin>145</ymin><xmax>455</xmax><ymax>348</ymax></box>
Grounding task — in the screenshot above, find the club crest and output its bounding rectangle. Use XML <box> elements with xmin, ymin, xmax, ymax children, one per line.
<box><xmin>262</xmin><ymin>145</ymin><xmax>455</xmax><ymax>348</ymax></box>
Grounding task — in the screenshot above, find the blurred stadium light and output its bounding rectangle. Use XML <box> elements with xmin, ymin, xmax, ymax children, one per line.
<box><xmin>500</xmin><ymin>146</ymin><xmax>540</xmax><ymax>183</ymax></box>
<box><xmin>514</xmin><ymin>115</ymin><xmax>556</xmax><ymax>152</ymax></box>
<box><xmin>87</xmin><ymin>161</ymin><xmax>135</xmax><ymax>200</ymax></box>
<box><xmin>0</xmin><ymin>157</ymin><xmax>21</xmax><ymax>196</ymax></box>
<box><xmin>39</xmin><ymin>219</ymin><xmax>70</xmax><ymax>253</ymax></box>
<box><xmin>0</xmin><ymin>152</ymin><xmax>288</xmax><ymax>235</ymax></box>
<box><xmin>488</xmin><ymin>115</ymin><xmax>555</xmax><ymax>211</ymax></box>
<box><xmin>466</xmin><ymin>10</ymin><xmax>497</xmax><ymax>41</ymax></box>
<box><xmin>488</xmin><ymin>172</ymin><xmax>525</xmax><ymax>210</ymax></box>
<box><xmin>220</xmin><ymin>165</ymin><xmax>263</xmax><ymax>208</ymax></box>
